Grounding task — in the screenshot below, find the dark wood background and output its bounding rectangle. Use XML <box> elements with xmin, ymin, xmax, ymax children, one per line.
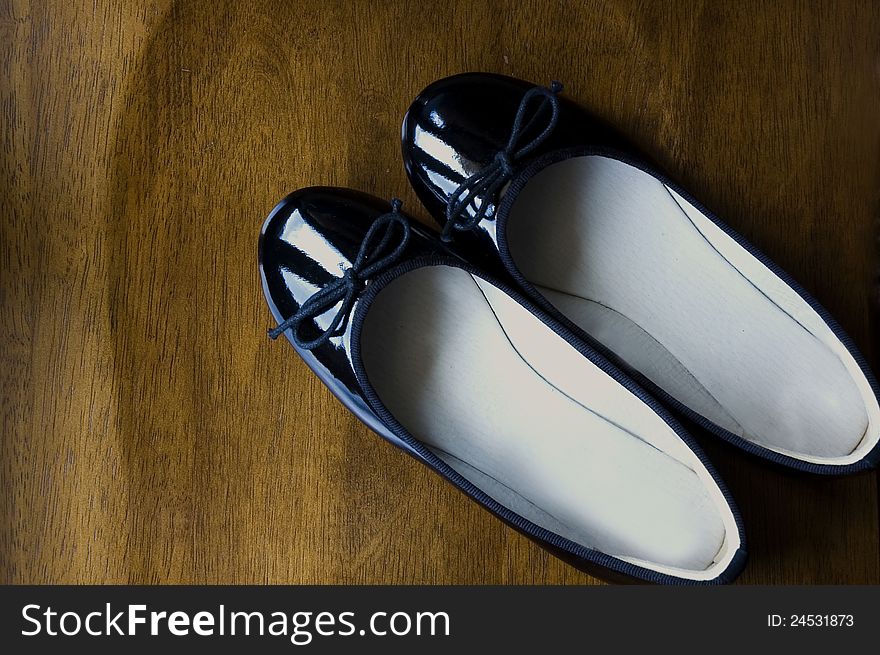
<box><xmin>2</xmin><ymin>0</ymin><xmax>878</xmax><ymax>584</ymax></box>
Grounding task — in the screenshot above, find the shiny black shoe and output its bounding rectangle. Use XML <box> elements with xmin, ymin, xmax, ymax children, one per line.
<box><xmin>260</xmin><ymin>186</ymin><xmax>746</xmax><ymax>584</ymax></box>
<box><xmin>402</xmin><ymin>72</ymin><xmax>880</xmax><ymax>475</ymax></box>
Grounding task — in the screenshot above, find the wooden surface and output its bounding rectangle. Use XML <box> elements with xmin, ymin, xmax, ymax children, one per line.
<box><xmin>2</xmin><ymin>0</ymin><xmax>879</xmax><ymax>584</ymax></box>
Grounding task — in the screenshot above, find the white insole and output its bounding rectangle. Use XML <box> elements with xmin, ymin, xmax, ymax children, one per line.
<box><xmin>506</xmin><ymin>156</ymin><xmax>879</xmax><ymax>464</ymax></box>
<box><xmin>361</xmin><ymin>265</ymin><xmax>738</xmax><ymax>575</ymax></box>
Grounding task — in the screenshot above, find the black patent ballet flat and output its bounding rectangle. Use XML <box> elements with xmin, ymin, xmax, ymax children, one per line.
<box><xmin>260</xmin><ymin>187</ymin><xmax>746</xmax><ymax>584</ymax></box>
<box><xmin>402</xmin><ymin>72</ymin><xmax>880</xmax><ymax>474</ymax></box>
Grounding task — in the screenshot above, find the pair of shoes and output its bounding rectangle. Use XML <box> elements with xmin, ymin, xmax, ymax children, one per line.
<box><xmin>259</xmin><ymin>73</ymin><xmax>880</xmax><ymax>585</ymax></box>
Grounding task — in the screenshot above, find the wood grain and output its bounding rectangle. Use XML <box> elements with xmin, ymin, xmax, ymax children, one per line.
<box><xmin>1</xmin><ymin>0</ymin><xmax>878</xmax><ymax>584</ymax></box>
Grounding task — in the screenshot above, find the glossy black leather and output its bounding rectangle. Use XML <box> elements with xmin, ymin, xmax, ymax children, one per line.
<box><xmin>401</xmin><ymin>72</ymin><xmax>631</xmax><ymax>271</ymax></box>
<box><xmin>259</xmin><ymin>187</ymin><xmax>450</xmax><ymax>452</ymax></box>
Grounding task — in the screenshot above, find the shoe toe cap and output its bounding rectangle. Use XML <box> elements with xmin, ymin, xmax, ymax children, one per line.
<box><xmin>259</xmin><ymin>187</ymin><xmax>390</xmax><ymax>322</ymax></box>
